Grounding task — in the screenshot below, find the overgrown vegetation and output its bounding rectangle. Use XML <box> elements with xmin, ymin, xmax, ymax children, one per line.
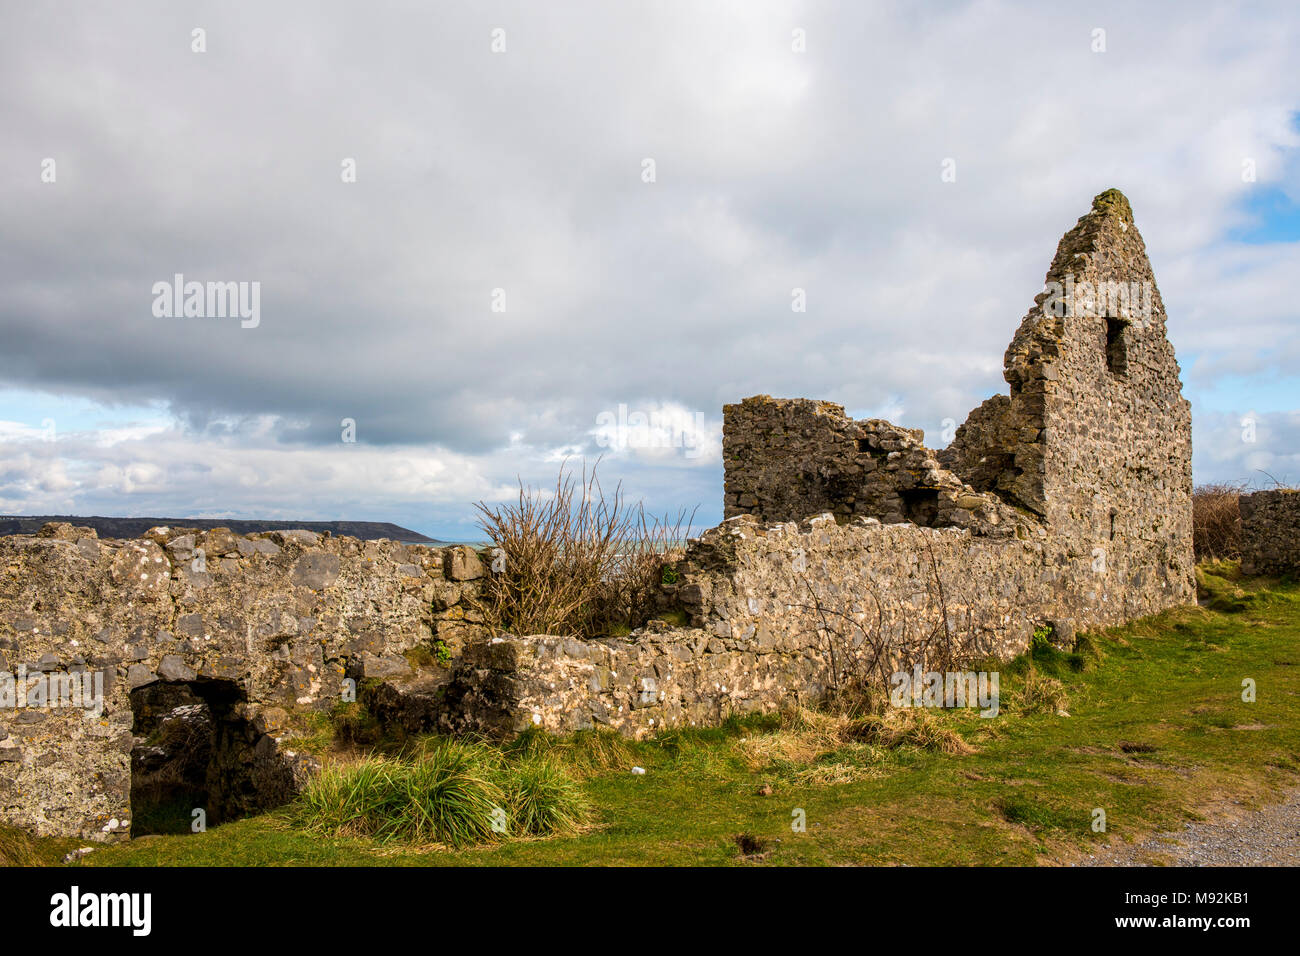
<box><xmin>0</xmin><ymin>824</ymin><xmax>45</xmax><ymax>866</ymax></box>
<box><xmin>468</xmin><ymin>462</ymin><xmax>697</xmax><ymax>640</ymax></box>
<box><xmin>1192</xmin><ymin>482</ymin><xmax>1243</xmax><ymax>560</ymax></box>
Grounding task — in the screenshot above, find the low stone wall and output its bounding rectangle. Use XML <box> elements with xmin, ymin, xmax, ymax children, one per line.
<box><xmin>440</xmin><ymin>509</ymin><xmax>1190</xmax><ymax>738</ymax></box>
<box><xmin>1</xmin><ymin>503</ymin><xmax>1196</xmax><ymax>836</ymax></box>
<box><xmin>0</xmin><ymin>522</ymin><xmax>488</xmax><ymax>840</ymax></box>
<box><xmin>1240</xmin><ymin>490</ymin><xmax>1300</xmax><ymax>575</ymax></box>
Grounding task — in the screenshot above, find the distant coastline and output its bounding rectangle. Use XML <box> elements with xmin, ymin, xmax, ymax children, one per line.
<box><xmin>0</xmin><ymin>515</ymin><xmax>445</xmax><ymax>544</ymax></box>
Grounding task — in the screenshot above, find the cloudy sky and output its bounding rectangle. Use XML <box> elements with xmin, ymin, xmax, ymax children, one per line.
<box><xmin>2</xmin><ymin>1</ymin><xmax>1297</xmax><ymax>539</ymax></box>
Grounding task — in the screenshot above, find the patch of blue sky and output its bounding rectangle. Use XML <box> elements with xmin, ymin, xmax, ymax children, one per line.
<box><xmin>1229</xmin><ymin>185</ymin><xmax>1300</xmax><ymax>244</ymax></box>
<box><xmin>0</xmin><ymin>387</ymin><xmax>172</xmax><ymax>437</ymax></box>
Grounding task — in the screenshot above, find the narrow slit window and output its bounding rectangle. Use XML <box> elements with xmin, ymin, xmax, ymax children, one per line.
<box><xmin>1106</xmin><ymin>318</ymin><xmax>1129</xmax><ymax>377</ymax></box>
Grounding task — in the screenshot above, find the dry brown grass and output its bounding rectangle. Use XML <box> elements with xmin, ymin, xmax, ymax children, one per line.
<box><xmin>0</xmin><ymin>824</ymin><xmax>42</xmax><ymax>866</ymax></box>
<box><xmin>850</xmin><ymin>708</ymin><xmax>976</xmax><ymax>754</ymax></box>
<box><xmin>1009</xmin><ymin>668</ymin><xmax>1071</xmax><ymax>715</ymax></box>
<box><xmin>735</xmin><ymin>705</ymin><xmax>973</xmax><ymax>777</ymax></box>
<box><xmin>1192</xmin><ymin>483</ymin><xmax>1243</xmax><ymax>561</ymax></box>
<box><xmin>736</xmin><ymin>708</ymin><xmax>854</xmax><ymax>768</ymax></box>
<box><xmin>469</xmin><ymin>461</ymin><xmax>696</xmax><ymax>640</ymax></box>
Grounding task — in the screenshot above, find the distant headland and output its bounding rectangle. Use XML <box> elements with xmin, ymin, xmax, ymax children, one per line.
<box><xmin>0</xmin><ymin>515</ymin><xmax>442</xmax><ymax>543</ymax></box>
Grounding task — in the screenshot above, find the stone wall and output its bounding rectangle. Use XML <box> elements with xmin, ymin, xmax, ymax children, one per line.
<box><xmin>1239</xmin><ymin>490</ymin><xmax>1300</xmax><ymax>575</ymax></box>
<box><xmin>722</xmin><ymin>189</ymin><xmax>1195</xmax><ymax>636</ymax></box>
<box><xmin>443</xmin><ymin>489</ymin><xmax>1193</xmax><ymax>739</ymax></box>
<box><xmin>722</xmin><ymin>398</ymin><xmax>1031</xmax><ymax>537</ymax></box>
<box><xmin>0</xmin><ymin>522</ymin><xmax>488</xmax><ymax>840</ymax></box>
<box><xmin>444</xmin><ymin>514</ymin><xmax>1053</xmax><ymax>737</ymax></box>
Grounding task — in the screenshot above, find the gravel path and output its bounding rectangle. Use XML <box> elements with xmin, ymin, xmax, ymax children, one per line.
<box><xmin>1078</xmin><ymin>789</ymin><xmax>1300</xmax><ymax>866</ymax></box>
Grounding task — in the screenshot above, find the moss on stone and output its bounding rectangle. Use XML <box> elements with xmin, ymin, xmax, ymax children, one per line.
<box><xmin>1091</xmin><ymin>188</ymin><xmax>1133</xmax><ymax>221</ymax></box>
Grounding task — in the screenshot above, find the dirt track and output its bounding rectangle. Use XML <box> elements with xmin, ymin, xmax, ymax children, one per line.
<box><xmin>1077</xmin><ymin>789</ymin><xmax>1300</xmax><ymax>866</ymax></box>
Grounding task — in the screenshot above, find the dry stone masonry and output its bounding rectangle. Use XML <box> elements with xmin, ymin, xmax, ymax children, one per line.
<box><xmin>0</xmin><ymin>522</ymin><xmax>489</xmax><ymax>840</ymax></box>
<box><xmin>440</xmin><ymin>190</ymin><xmax>1197</xmax><ymax>738</ymax></box>
<box><xmin>1239</xmin><ymin>490</ymin><xmax>1300</xmax><ymax>575</ymax></box>
<box><xmin>0</xmin><ymin>191</ymin><xmax>1199</xmax><ymax>841</ymax></box>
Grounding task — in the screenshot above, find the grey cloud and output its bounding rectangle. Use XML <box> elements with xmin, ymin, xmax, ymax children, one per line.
<box><xmin>1</xmin><ymin>1</ymin><xmax>1298</xmax><ymax>530</ymax></box>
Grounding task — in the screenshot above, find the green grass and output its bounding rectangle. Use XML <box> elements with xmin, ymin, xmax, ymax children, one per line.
<box><xmin>288</xmin><ymin>738</ymin><xmax>588</xmax><ymax>847</ymax></box>
<box><xmin>54</xmin><ymin>564</ymin><xmax>1300</xmax><ymax>866</ymax></box>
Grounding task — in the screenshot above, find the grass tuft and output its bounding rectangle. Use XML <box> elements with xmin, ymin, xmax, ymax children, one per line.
<box><xmin>0</xmin><ymin>824</ymin><xmax>43</xmax><ymax>866</ymax></box>
<box><xmin>290</xmin><ymin>738</ymin><xmax>587</xmax><ymax>847</ymax></box>
<box><xmin>503</xmin><ymin>755</ymin><xmax>590</xmax><ymax>836</ymax></box>
<box><xmin>1008</xmin><ymin>669</ymin><xmax>1071</xmax><ymax>716</ymax></box>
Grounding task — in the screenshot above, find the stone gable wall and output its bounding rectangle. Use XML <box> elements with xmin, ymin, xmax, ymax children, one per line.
<box><xmin>1028</xmin><ymin>191</ymin><xmax>1195</xmax><ymax>618</ymax></box>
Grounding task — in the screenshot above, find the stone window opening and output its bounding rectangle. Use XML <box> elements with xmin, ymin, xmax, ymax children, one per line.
<box><xmin>900</xmin><ymin>488</ymin><xmax>941</xmax><ymax>526</ymax></box>
<box><xmin>1106</xmin><ymin>317</ymin><xmax>1130</xmax><ymax>377</ymax></box>
<box><xmin>1109</xmin><ymin>509</ymin><xmax>1117</xmax><ymax>541</ymax></box>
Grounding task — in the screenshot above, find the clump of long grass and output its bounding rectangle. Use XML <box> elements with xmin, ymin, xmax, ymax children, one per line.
<box><xmin>504</xmin><ymin>726</ymin><xmax>634</xmax><ymax>780</ymax></box>
<box><xmin>1193</xmin><ymin>483</ymin><xmax>1243</xmax><ymax>561</ymax></box>
<box><xmin>1008</xmin><ymin>668</ymin><xmax>1070</xmax><ymax>715</ymax></box>
<box><xmin>847</xmin><ymin>707</ymin><xmax>975</xmax><ymax>754</ymax></box>
<box><xmin>503</xmin><ymin>755</ymin><xmax>589</xmax><ymax>836</ymax></box>
<box><xmin>469</xmin><ymin>461</ymin><xmax>696</xmax><ymax>640</ymax></box>
<box><xmin>291</xmin><ymin>738</ymin><xmax>587</xmax><ymax>847</ymax></box>
<box><xmin>0</xmin><ymin>824</ymin><xmax>41</xmax><ymax>866</ymax></box>
<box><xmin>734</xmin><ymin>705</ymin><xmax>972</xmax><ymax>774</ymax></box>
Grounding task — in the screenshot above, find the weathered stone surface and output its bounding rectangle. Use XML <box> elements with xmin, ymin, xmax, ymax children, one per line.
<box><xmin>291</xmin><ymin>553</ymin><xmax>341</xmax><ymax>590</ymax></box>
<box><xmin>157</xmin><ymin>655</ymin><xmax>197</xmax><ymax>682</ymax></box>
<box><xmin>443</xmin><ymin>546</ymin><xmax>485</xmax><ymax>581</ymax></box>
<box><xmin>1240</xmin><ymin>490</ymin><xmax>1300</xmax><ymax>575</ymax></box>
<box><xmin>722</xmin><ymin>397</ymin><xmax>1031</xmax><ymax>537</ymax></box>
<box><xmin>355</xmin><ymin>652</ymin><xmax>414</xmax><ymax>680</ymax></box>
<box><xmin>0</xmin><ymin>528</ymin><xmax>482</xmax><ymax>840</ymax></box>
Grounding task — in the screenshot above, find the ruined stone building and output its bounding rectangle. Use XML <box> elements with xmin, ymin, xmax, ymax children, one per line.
<box><xmin>722</xmin><ymin>188</ymin><xmax>1194</xmax><ymax>636</ymax></box>
<box><xmin>0</xmin><ymin>191</ymin><xmax>1196</xmax><ymax>841</ymax></box>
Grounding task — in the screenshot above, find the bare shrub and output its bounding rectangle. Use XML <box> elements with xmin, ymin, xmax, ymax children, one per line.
<box><xmin>1192</xmin><ymin>483</ymin><xmax>1243</xmax><ymax>561</ymax></box>
<box><xmin>469</xmin><ymin>462</ymin><xmax>696</xmax><ymax>640</ymax></box>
